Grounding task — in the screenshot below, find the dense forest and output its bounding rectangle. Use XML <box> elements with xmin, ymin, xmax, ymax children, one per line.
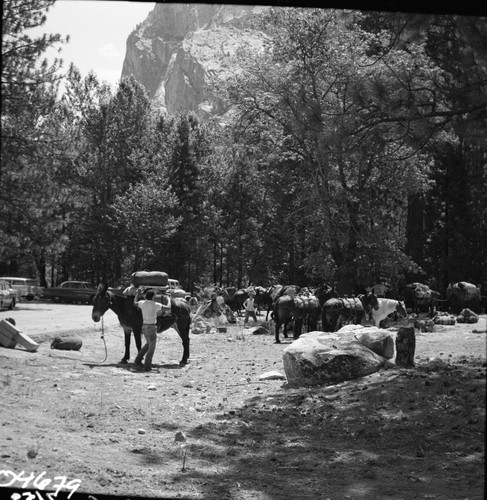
<box><xmin>1</xmin><ymin>1</ymin><xmax>486</xmax><ymax>298</ymax></box>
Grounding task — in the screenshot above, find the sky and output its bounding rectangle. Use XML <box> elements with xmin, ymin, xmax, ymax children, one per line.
<box><xmin>30</xmin><ymin>0</ymin><xmax>156</xmax><ymax>89</ymax></box>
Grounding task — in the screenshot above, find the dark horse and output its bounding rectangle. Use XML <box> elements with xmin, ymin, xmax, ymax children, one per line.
<box><xmin>313</xmin><ymin>283</ymin><xmax>339</xmax><ymax>326</ymax></box>
<box><xmin>272</xmin><ymin>291</ymin><xmax>321</xmax><ymax>343</ymax></box>
<box><xmin>404</xmin><ymin>283</ymin><xmax>441</xmax><ymax>317</ymax></box>
<box><xmin>254</xmin><ymin>286</ymin><xmax>275</xmax><ymax>320</ymax></box>
<box><xmin>91</xmin><ymin>284</ymin><xmax>192</xmax><ymax>365</ymax></box>
<box><xmin>322</xmin><ymin>292</ymin><xmax>379</xmax><ymax>332</ymax></box>
<box><xmin>227</xmin><ymin>288</ymin><xmax>250</xmax><ymax>316</ymax></box>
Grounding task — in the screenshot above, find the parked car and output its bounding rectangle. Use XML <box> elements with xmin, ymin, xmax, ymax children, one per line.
<box><xmin>0</xmin><ymin>277</ymin><xmax>43</xmax><ymax>301</ymax></box>
<box><xmin>0</xmin><ymin>279</ymin><xmax>16</xmax><ymax>310</ymax></box>
<box><xmin>42</xmin><ymin>281</ymin><xmax>98</xmax><ymax>304</ymax></box>
<box><xmin>168</xmin><ymin>278</ymin><xmax>189</xmax><ymax>299</ymax></box>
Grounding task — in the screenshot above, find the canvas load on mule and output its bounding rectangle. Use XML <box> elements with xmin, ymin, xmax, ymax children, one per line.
<box><xmin>131</xmin><ymin>271</ymin><xmax>169</xmax><ymax>287</ymax></box>
<box><xmin>0</xmin><ymin>319</ymin><xmax>17</xmax><ymax>348</ymax></box>
<box><xmin>0</xmin><ymin>319</ymin><xmax>39</xmax><ymax>351</ymax></box>
<box><xmin>51</xmin><ymin>336</ymin><xmax>83</xmax><ymax>351</ymax></box>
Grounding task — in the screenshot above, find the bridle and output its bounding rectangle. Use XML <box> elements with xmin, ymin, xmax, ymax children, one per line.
<box><xmin>359</xmin><ymin>293</ymin><xmax>379</xmax><ymax>320</ymax></box>
<box><xmin>93</xmin><ymin>288</ymin><xmax>112</xmax><ymax>320</ymax></box>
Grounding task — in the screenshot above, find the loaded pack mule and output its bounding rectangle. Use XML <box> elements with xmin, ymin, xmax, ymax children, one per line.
<box><xmin>272</xmin><ymin>289</ymin><xmax>321</xmax><ymax>343</ymax></box>
<box><xmin>253</xmin><ymin>286</ymin><xmax>273</xmax><ymax>319</ymax></box>
<box><xmin>447</xmin><ymin>281</ymin><xmax>482</xmax><ymax>314</ymax></box>
<box><xmin>322</xmin><ymin>291</ymin><xmax>379</xmax><ymax>332</ymax></box>
<box><xmin>91</xmin><ymin>283</ymin><xmax>191</xmax><ymax>365</ymax></box>
<box><xmin>404</xmin><ymin>282</ymin><xmax>442</xmax><ymax>317</ymax></box>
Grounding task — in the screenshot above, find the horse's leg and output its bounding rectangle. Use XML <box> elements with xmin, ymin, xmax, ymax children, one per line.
<box><xmin>356</xmin><ymin>311</ymin><xmax>365</xmax><ymax>325</ymax></box>
<box><xmin>121</xmin><ymin>326</ymin><xmax>132</xmax><ymax>364</ymax></box>
<box><xmin>293</xmin><ymin>316</ymin><xmax>301</xmax><ymax>339</ymax></box>
<box><xmin>134</xmin><ymin>325</ymin><xmax>142</xmax><ymax>351</ymax></box>
<box><xmin>274</xmin><ymin>319</ymin><xmax>281</xmax><ymax>343</ymax></box>
<box><xmin>322</xmin><ymin>310</ymin><xmax>330</xmax><ymax>332</ymax></box>
<box><xmin>336</xmin><ymin>310</ymin><xmax>347</xmax><ymax>331</ymax></box>
<box><xmin>174</xmin><ymin>317</ymin><xmax>190</xmax><ymax>366</ymax></box>
<box><xmin>321</xmin><ymin>310</ymin><xmax>327</xmax><ymax>331</ymax></box>
<box><xmin>283</xmin><ymin>316</ymin><xmax>289</xmax><ymax>338</ymax></box>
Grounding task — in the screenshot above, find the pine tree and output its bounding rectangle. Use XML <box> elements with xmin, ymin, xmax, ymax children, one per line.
<box><xmin>1</xmin><ymin>0</ymin><xmax>71</xmax><ymax>276</ymax></box>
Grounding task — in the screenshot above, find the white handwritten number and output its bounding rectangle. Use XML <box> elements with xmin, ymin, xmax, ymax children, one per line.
<box><xmin>1</xmin><ymin>471</ymin><xmax>81</xmax><ymax>499</ymax></box>
<box><xmin>65</xmin><ymin>479</ymin><xmax>81</xmax><ymax>499</ymax></box>
<box><xmin>52</xmin><ymin>476</ymin><xmax>81</xmax><ymax>498</ymax></box>
<box><xmin>32</xmin><ymin>472</ymin><xmax>51</xmax><ymax>490</ymax></box>
<box><xmin>0</xmin><ymin>470</ymin><xmax>18</xmax><ymax>487</ymax></box>
<box><xmin>15</xmin><ymin>471</ymin><xmax>36</xmax><ymax>489</ymax></box>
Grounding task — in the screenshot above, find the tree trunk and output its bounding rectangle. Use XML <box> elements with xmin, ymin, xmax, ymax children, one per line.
<box><xmin>395</xmin><ymin>327</ymin><xmax>416</xmax><ymax>368</ymax></box>
<box><xmin>36</xmin><ymin>250</ymin><xmax>47</xmax><ymax>288</ymax></box>
<box><xmin>405</xmin><ymin>193</ymin><xmax>425</xmax><ymax>266</ymax></box>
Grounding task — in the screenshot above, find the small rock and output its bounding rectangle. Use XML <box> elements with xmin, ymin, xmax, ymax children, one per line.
<box><xmin>148</xmin><ymin>385</ymin><xmax>157</xmax><ymax>391</ymax></box>
<box><xmin>174</xmin><ymin>431</ymin><xmax>186</xmax><ymax>443</ymax></box>
<box><xmin>259</xmin><ymin>371</ymin><xmax>286</xmax><ymax>381</ymax></box>
<box><xmin>137</xmin><ymin>428</ymin><xmax>146</xmax><ymax>435</ymax></box>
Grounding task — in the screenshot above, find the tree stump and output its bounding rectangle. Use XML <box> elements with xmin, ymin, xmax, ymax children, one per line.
<box><xmin>395</xmin><ymin>327</ymin><xmax>415</xmax><ymax>368</ymax></box>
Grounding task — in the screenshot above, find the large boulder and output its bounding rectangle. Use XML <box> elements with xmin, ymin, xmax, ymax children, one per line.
<box><xmin>340</xmin><ymin>324</ymin><xmax>395</xmax><ymax>359</ymax></box>
<box><xmin>282</xmin><ymin>331</ymin><xmax>393</xmax><ymax>387</ymax></box>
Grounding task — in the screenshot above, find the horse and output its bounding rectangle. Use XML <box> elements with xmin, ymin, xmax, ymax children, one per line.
<box><xmin>196</xmin><ymin>285</ymin><xmax>231</xmax><ymax>304</ymax></box>
<box><xmin>313</xmin><ymin>283</ymin><xmax>339</xmax><ymax>327</ymax></box>
<box><xmin>370</xmin><ymin>298</ymin><xmax>408</xmax><ymax>328</ymax></box>
<box><xmin>293</xmin><ymin>292</ymin><xmax>321</xmax><ymax>335</ymax></box>
<box><xmin>253</xmin><ymin>284</ymin><xmax>298</xmax><ymax>322</ymax></box>
<box><xmin>91</xmin><ymin>283</ymin><xmax>192</xmax><ymax>366</ymax></box>
<box><xmin>227</xmin><ymin>287</ymin><xmax>251</xmax><ymax>316</ymax></box>
<box><xmin>271</xmin><ymin>289</ymin><xmax>321</xmax><ymax>343</ymax></box>
<box><xmin>254</xmin><ymin>286</ymin><xmax>273</xmax><ymax>319</ymax></box>
<box><xmin>447</xmin><ymin>282</ymin><xmax>481</xmax><ymax>314</ymax></box>
<box><xmin>404</xmin><ymin>283</ymin><xmax>441</xmax><ymax>317</ymax></box>
<box><xmin>322</xmin><ymin>292</ymin><xmax>379</xmax><ymax>332</ymax></box>
<box><xmin>272</xmin><ymin>294</ymin><xmax>295</xmax><ymax>343</ymax></box>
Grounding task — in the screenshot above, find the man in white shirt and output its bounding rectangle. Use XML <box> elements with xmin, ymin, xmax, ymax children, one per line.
<box><xmin>243</xmin><ymin>291</ymin><xmax>258</xmax><ymax>326</ymax></box>
<box><xmin>133</xmin><ymin>288</ymin><xmax>170</xmax><ymax>371</ymax></box>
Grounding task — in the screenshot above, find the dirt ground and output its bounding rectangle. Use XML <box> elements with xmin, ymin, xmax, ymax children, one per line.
<box><xmin>1</xmin><ymin>303</ymin><xmax>485</xmax><ymax>500</ymax></box>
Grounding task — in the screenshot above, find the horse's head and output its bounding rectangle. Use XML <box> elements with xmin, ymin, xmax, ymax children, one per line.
<box><xmin>91</xmin><ymin>283</ymin><xmax>111</xmax><ymax>322</ymax></box>
<box><xmin>360</xmin><ymin>290</ymin><xmax>379</xmax><ymax>317</ymax></box>
<box><xmin>395</xmin><ymin>300</ymin><xmax>408</xmax><ymax>319</ymax></box>
<box><xmin>314</xmin><ymin>283</ymin><xmax>338</xmax><ymax>306</ymax></box>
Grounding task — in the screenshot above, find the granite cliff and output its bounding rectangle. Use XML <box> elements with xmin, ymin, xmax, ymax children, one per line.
<box><xmin>121</xmin><ymin>3</ymin><xmax>269</xmax><ymax>119</ymax></box>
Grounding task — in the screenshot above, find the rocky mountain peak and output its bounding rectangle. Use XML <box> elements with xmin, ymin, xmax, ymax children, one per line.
<box><xmin>121</xmin><ymin>3</ymin><xmax>269</xmax><ymax>118</ymax></box>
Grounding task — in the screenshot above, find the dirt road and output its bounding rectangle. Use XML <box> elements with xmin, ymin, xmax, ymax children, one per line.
<box><xmin>1</xmin><ymin>300</ymin><xmax>121</xmax><ymax>339</ymax></box>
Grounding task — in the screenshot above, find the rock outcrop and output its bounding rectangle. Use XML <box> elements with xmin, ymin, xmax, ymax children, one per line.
<box><xmin>121</xmin><ymin>3</ymin><xmax>269</xmax><ymax>118</ymax></box>
<box><xmin>282</xmin><ymin>330</ymin><xmax>394</xmax><ymax>388</ymax></box>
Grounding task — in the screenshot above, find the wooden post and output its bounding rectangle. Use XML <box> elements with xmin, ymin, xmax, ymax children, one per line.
<box><xmin>395</xmin><ymin>327</ymin><xmax>415</xmax><ymax>367</ymax></box>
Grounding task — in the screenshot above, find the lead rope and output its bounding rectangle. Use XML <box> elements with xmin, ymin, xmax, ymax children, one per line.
<box><xmin>88</xmin><ymin>314</ymin><xmax>108</xmax><ymax>365</ymax></box>
<box><xmin>98</xmin><ymin>314</ymin><xmax>108</xmax><ymax>364</ymax></box>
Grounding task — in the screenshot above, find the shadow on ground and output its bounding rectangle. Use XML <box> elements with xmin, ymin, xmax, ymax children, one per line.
<box><xmin>158</xmin><ymin>357</ymin><xmax>485</xmax><ymax>499</ymax></box>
